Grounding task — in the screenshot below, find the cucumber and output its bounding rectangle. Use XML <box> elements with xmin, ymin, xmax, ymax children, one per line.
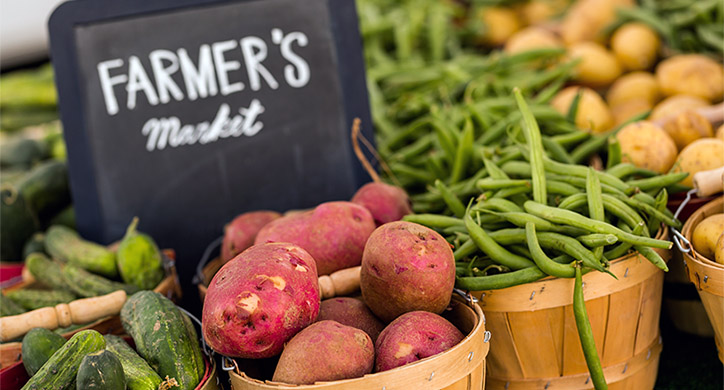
<box><xmin>48</xmin><ymin>206</ymin><xmax>75</xmax><ymax>229</ymax></box>
<box><xmin>17</xmin><ymin>160</ymin><xmax>71</xmax><ymax>225</ymax></box>
<box><xmin>117</xmin><ymin>217</ymin><xmax>164</xmax><ymax>290</ymax></box>
<box><xmin>5</xmin><ymin>289</ymin><xmax>76</xmax><ymax>310</ymax></box>
<box><xmin>76</xmin><ymin>349</ymin><xmax>125</xmax><ymax>390</ymax></box>
<box><xmin>0</xmin><ymin>293</ymin><xmax>26</xmax><ymax>316</ymax></box>
<box><xmin>104</xmin><ymin>335</ymin><xmax>162</xmax><ymax>390</ymax></box>
<box><xmin>1</xmin><ymin>186</ymin><xmax>38</xmax><ymax>261</ymax></box>
<box><xmin>21</xmin><ymin>328</ymin><xmax>67</xmax><ymax>376</ymax></box>
<box><xmin>21</xmin><ymin>330</ymin><xmax>105</xmax><ymax>390</ymax></box>
<box><xmin>25</xmin><ymin>252</ymin><xmax>71</xmax><ymax>291</ymax></box>
<box><xmin>22</xmin><ymin>232</ymin><xmax>47</xmax><ymax>259</ymax></box>
<box><xmin>121</xmin><ymin>291</ymin><xmax>204</xmax><ymax>390</ymax></box>
<box><xmin>45</xmin><ymin>225</ymin><xmax>117</xmax><ymax>278</ymax></box>
<box><xmin>62</xmin><ymin>264</ymin><xmax>139</xmax><ymax>298</ymax></box>
<box><xmin>0</xmin><ymin>138</ymin><xmax>47</xmax><ymax>169</ymax></box>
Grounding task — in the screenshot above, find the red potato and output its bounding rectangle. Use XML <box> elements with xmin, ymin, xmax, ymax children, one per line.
<box><xmin>255</xmin><ymin>201</ymin><xmax>376</xmax><ymax>276</ymax></box>
<box><xmin>375</xmin><ymin>311</ymin><xmax>464</xmax><ymax>372</ymax></box>
<box><xmin>202</xmin><ymin>243</ymin><xmax>320</xmax><ymax>358</ymax></box>
<box><xmin>351</xmin><ymin>182</ymin><xmax>412</xmax><ymax>226</ymax></box>
<box><xmin>360</xmin><ymin>221</ymin><xmax>455</xmax><ymax>322</ymax></box>
<box><xmin>317</xmin><ymin>297</ymin><xmax>386</xmax><ymax>343</ymax></box>
<box><xmin>221</xmin><ymin>211</ymin><xmax>281</xmax><ymax>263</ymax></box>
<box><xmin>272</xmin><ymin>321</ymin><xmax>374</xmax><ymax>384</ymax></box>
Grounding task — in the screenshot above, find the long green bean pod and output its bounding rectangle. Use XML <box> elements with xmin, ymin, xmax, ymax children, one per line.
<box><xmin>586</xmin><ymin>168</ymin><xmax>606</xmax><ymax>261</ymax></box>
<box><xmin>514</xmin><ymin>88</ymin><xmax>547</xmax><ymax>204</ymax></box>
<box><xmin>456</xmin><ymin>266</ymin><xmax>547</xmax><ymax>290</ymax></box>
<box><xmin>573</xmin><ymin>266</ymin><xmax>608</xmax><ymax>390</ymax></box>
<box><xmin>450</xmin><ymin>118</ymin><xmax>474</xmax><ymax>184</ymax></box>
<box><xmin>526</xmin><ymin>223</ymin><xmax>575</xmax><ymax>278</ymax></box>
<box><xmin>464</xmin><ymin>212</ymin><xmax>535</xmax><ymax>270</ymax></box>
<box><xmin>435</xmin><ymin>180</ymin><xmax>466</xmax><ymax>218</ymax></box>
<box><xmin>402</xmin><ymin>214</ymin><xmax>464</xmax><ymax>228</ymax></box>
<box><xmin>474</xmin><ymin>198</ymin><xmax>523</xmax><ymax>213</ymax></box>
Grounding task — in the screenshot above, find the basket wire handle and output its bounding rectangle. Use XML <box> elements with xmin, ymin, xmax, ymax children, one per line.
<box><xmin>176</xmin><ymin>306</ymin><xmax>213</xmax><ymax>359</ymax></box>
<box><xmin>671</xmin><ymin>189</ymin><xmax>697</xmax><ymax>253</ymax></box>
<box><xmin>193</xmin><ymin>236</ymin><xmax>224</xmax><ymax>285</ymax></box>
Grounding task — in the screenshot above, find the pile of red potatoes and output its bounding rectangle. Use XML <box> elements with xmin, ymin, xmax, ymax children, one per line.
<box><xmin>202</xmin><ymin>182</ymin><xmax>466</xmax><ymax>385</ymax></box>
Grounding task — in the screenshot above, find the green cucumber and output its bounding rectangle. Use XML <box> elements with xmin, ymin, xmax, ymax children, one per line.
<box><xmin>1</xmin><ymin>185</ymin><xmax>38</xmax><ymax>261</ymax></box>
<box><xmin>22</xmin><ymin>232</ymin><xmax>47</xmax><ymax>259</ymax></box>
<box><xmin>76</xmin><ymin>349</ymin><xmax>125</xmax><ymax>390</ymax></box>
<box><xmin>104</xmin><ymin>335</ymin><xmax>163</xmax><ymax>390</ymax></box>
<box><xmin>121</xmin><ymin>291</ymin><xmax>204</xmax><ymax>390</ymax></box>
<box><xmin>21</xmin><ymin>329</ymin><xmax>105</xmax><ymax>390</ymax></box>
<box><xmin>0</xmin><ymin>293</ymin><xmax>26</xmax><ymax>316</ymax></box>
<box><xmin>25</xmin><ymin>252</ymin><xmax>71</xmax><ymax>291</ymax></box>
<box><xmin>17</xmin><ymin>160</ymin><xmax>71</xmax><ymax>225</ymax></box>
<box><xmin>21</xmin><ymin>328</ymin><xmax>67</xmax><ymax>376</ymax></box>
<box><xmin>0</xmin><ymin>138</ymin><xmax>47</xmax><ymax>169</ymax></box>
<box><xmin>62</xmin><ymin>264</ymin><xmax>139</xmax><ymax>298</ymax></box>
<box><xmin>45</xmin><ymin>225</ymin><xmax>117</xmax><ymax>278</ymax></box>
<box><xmin>116</xmin><ymin>217</ymin><xmax>164</xmax><ymax>290</ymax></box>
<box><xmin>5</xmin><ymin>289</ymin><xmax>76</xmax><ymax>310</ymax></box>
<box><xmin>48</xmin><ymin>206</ymin><xmax>75</xmax><ymax>229</ymax></box>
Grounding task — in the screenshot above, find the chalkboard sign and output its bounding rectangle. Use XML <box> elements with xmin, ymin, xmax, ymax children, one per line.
<box><xmin>48</xmin><ymin>0</ymin><xmax>373</xmax><ymax>288</ymax></box>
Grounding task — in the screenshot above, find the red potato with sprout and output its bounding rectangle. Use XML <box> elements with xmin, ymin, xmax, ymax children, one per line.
<box><xmin>273</xmin><ymin>321</ymin><xmax>374</xmax><ymax>384</ymax></box>
<box><xmin>375</xmin><ymin>311</ymin><xmax>464</xmax><ymax>372</ymax></box>
<box><xmin>221</xmin><ymin>211</ymin><xmax>281</xmax><ymax>263</ymax></box>
<box><xmin>360</xmin><ymin>221</ymin><xmax>455</xmax><ymax>323</ymax></box>
<box><xmin>255</xmin><ymin>201</ymin><xmax>376</xmax><ymax>276</ymax></box>
<box><xmin>351</xmin><ymin>182</ymin><xmax>412</xmax><ymax>226</ymax></box>
<box><xmin>317</xmin><ymin>297</ymin><xmax>386</xmax><ymax>343</ymax></box>
<box><xmin>202</xmin><ymin>243</ymin><xmax>320</xmax><ymax>358</ymax></box>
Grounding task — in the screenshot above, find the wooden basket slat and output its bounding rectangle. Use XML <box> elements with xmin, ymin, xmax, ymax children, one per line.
<box><xmin>561</xmin><ymin>296</ymin><xmax>609</xmax><ymax>376</ymax></box>
<box><xmin>485</xmin><ymin>311</ymin><xmax>525</xmax><ymax>379</ymax></box>
<box><xmin>601</xmin><ymin>283</ymin><xmax>643</xmax><ymax>366</ymax></box>
<box><xmin>507</xmin><ymin>308</ymin><xmax>563</xmax><ymax>378</ymax></box>
<box><xmin>634</xmin><ymin>273</ymin><xmax>664</xmax><ymax>355</ymax></box>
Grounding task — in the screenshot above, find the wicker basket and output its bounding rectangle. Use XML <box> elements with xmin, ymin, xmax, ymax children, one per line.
<box><xmin>225</xmin><ymin>294</ymin><xmax>488</xmax><ymax>390</ymax></box>
<box><xmin>682</xmin><ymin>196</ymin><xmax>724</xmax><ymax>363</ymax></box>
<box><xmin>474</xmin><ymin>228</ymin><xmax>669</xmax><ymax>389</ymax></box>
<box><xmin>0</xmin><ymin>250</ymin><xmax>182</xmax><ymax>369</ymax></box>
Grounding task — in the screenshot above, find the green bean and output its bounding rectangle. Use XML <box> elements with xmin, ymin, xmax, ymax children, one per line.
<box><xmin>550</xmin><ymin>130</ymin><xmax>590</xmax><ymax>148</ymax></box>
<box><xmin>483</xmin><ymin>210</ymin><xmax>586</xmax><ymax>235</ymax></box>
<box><xmin>435</xmin><ymin>180</ymin><xmax>466</xmax><ymax>218</ymax></box>
<box><xmin>526</xmin><ymin>223</ymin><xmax>576</xmax><ymax>278</ymax></box>
<box><xmin>586</xmin><ymin>167</ymin><xmax>606</xmax><ymax>261</ymax></box>
<box><xmin>606</xmin><ymin>163</ymin><xmax>657</xmax><ymax>179</ymax></box>
<box><xmin>474</xmin><ymin>198</ymin><xmax>523</xmax><ymax>213</ymax></box>
<box><xmin>450</xmin><ymin>118</ymin><xmax>474</xmax><ymax>184</ymax></box>
<box><xmin>569</xmin><ymin>111</ymin><xmax>650</xmax><ymax>163</ymax></box>
<box><xmin>604</xmin><ymin>223</ymin><xmax>643</xmax><ymax>259</ymax></box>
<box><xmin>454</xmin><ymin>239</ymin><xmax>477</xmax><ymax>261</ymax></box>
<box><xmin>634</xmin><ymin>245</ymin><xmax>669</xmax><ymax>272</ymax></box>
<box><xmin>477</xmin><ymin>178</ymin><xmax>530</xmax><ymax>189</ymax></box>
<box><xmin>391</xmin><ymin>134</ymin><xmax>434</xmax><ymax>162</ymax></box>
<box><xmin>493</xmin><ymin>186</ymin><xmax>533</xmax><ymax>199</ymax></box>
<box><xmin>606</xmin><ymin>137</ymin><xmax>622</xmax><ymax>169</ymax></box>
<box><xmin>464</xmin><ymin>212</ymin><xmax>535</xmax><ymax>270</ymax></box>
<box><xmin>501</xmin><ymin>160</ymin><xmax>533</xmax><ymax>178</ymax></box>
<box><xmin>546</xmin><ymin>180</ymin><xmax>582</xmax><ymax>196</ymax></box>
<box><xmin>542</xmin><ymin>136</ymin><xmax>575</xmax><ymax>164</ymax></box>
<box><xmin>514</xmin><ymin>88</ymin><xmax>547</xmax><ymax>204</ymax></box>
<box><xmin>577</xmin><ymin>234</ymin><xmax>618</xmax><ymax>248</ymax></box>
<box><xmin>402</xmin><ymin>214</ymin><xmax>464</xmax><ymax>228</ymax></box>
<box><xmin>558</xmin><ymin>193</ymin><xmax>587</xmax><ymax>211</ymax></box>
<box><xmin>626</xmin><ymin>172</ymin><xmax>689</xmax><ymax>192</ymax></box>
<box><xmin>614</xmin><ymin>194</ymin><xmax>681</xmax><ymax>229</ymax></box>
<box><xmin>456</xmin><ymin>266</ymin><xmax>547</xmax><ymax>291</ymax></box>
<box><xmin>544</xmin><ymin>159</ymin><xmax>629</xmax><ymax>191</ymax></box>
<box><xmin>524</xmin><ymin>201</ymin><xmax>672</xmax><ymax>249</ymax></box>
<box><xmin>573</xmin><ymin>266</ymin><xmax>608</xmax><ymax>390</ymax></box>
<box><xmin>430</xmin><ymin>118</ymin><xmax>457</xmax><ymax>161</ymax></box>
<box><xmin>631</xmin><ymin>192</ymin><xmax>659</xmax><ymax>207</ymax></box>
<box><xmin>391</xmin><ymin>162</ymin><xmax>436</xmax><ymax>182</ymax></box>
<box><xmin>601</xmin><ymin>194</ymin><xmax>648</xmax><ymax>234</ymax></box>
<box><xmin>566</xmin><ymin>88</ymin><xmax>583</xmax><ymax>124</ymax></box>
<box><xmin>483</xmin><ymin>157</ymin><xmax>510</xmax><ymax>180</ymax></box>
<box><xmin>508</xmin><ymin>244</ymin><xmax>533</xmax><ymax>259</ymax></box>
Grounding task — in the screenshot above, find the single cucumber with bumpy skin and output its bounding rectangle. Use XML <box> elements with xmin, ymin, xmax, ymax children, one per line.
<box><xmin>121</xmin><ymin>291</ymin><xmax>205</xmax><ymax>390</ymax></box>
<box><xmin>1</xmin><ymin>293</ymin><xmax>26</xmax><ymax>316</ymax></box>
<box><xmin>45</xmin><ymin>225</ymin><xmax>117</xmax><ymax>278</ymax></box>
<box><xmin>25</xmin><ymin>252</ymin><xmax>71</xmax><ymax>291</ymax></box>
<box><xmin>22</xmin><ymin>232</ymin><xmax>46</xmax><ymax>259</ymax></box>
<box><xmin>22</xmin><ymin>328</ymin><xmax>67</xmax><ymax>376</ymax></box>
<box><xmin>21</xmin><ymin>330</ymin><xmax>105</xmax><ymax>390</ymax></box>
<box><xmin>5</xmin><ymin>289</ymin><xmax>76</xmax><ymax>310</ymax></box>
<box><xmin>76</xmin><ymin>349</ymin><xmax>125</xmax><ymax>390</ymax></box>
<box><xmin>116</xmin><ymin>217</ymin><xmax>164</xmax><ymax>290</ymax></box>
<box><xmin>62</xmin><ymin>264</ymin><xmax>139</xmax><ymax>298</ymax></box>
<box><xmin>104</xmin><ymin>335</ymin><xmax>162</xmax><ymax>390</ymax></box>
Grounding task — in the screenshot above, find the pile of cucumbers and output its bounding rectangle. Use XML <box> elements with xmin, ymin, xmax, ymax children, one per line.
<box><xmin>21</xmin><ymin>291</ymin><xmax>205</xmax><ymax>390</ymax></box>
<box><xmin>1</xmin><ymin>219</ymin><xmax>165</xmax><ymax>319</ymax></box>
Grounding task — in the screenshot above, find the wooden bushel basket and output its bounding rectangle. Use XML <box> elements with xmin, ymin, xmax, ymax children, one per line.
<box><xmin>474</xmin><ymin>228</ymin><xmax>669</xmax><ymax>389</ymax></box>
<box><xmin>223</xmin><ymin>294</ymin><xmax>488</xmax><ymax>390</ymax></box>
<box><xmin>0</xmin><ymin>250</ymin><xmax>182</xmax><ymax>370</ymax></box>
<box><xmin>682</xmin><ymin>196</ymin><xmax>724</xmax><ymax>364</ymax></box>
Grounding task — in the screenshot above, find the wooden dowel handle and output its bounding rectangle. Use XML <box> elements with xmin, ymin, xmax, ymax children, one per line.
<box><xmin>0</xmin><ymin>290</ymin><xmax>127</xmax><ymax>342</ymax></box>
<box><xmin>693</xmin><ymin>166</ymin><xmax>724</xmax><ymax>197</ymax></box>
<box><xmin>318</xmin><ymin>266</ymin><xmax>361</xmax><ymax>299</ymax></box>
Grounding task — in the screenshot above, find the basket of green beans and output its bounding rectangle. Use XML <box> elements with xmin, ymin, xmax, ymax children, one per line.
<box><xmin>404</xmin><ymin>89</ymin><xmax>682</xmax><ymax>389</ymax></box>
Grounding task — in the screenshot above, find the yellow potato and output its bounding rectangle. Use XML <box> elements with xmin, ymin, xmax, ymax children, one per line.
<box><xmin>672</xmin><ymin>138</ymin><xmax>724</xmax><ymax>187</ymax></box>
<box><xmin>610</xmin><ymin>23</ymin><xmax>660</xmax><ymax>71</ymax></box>
<box><xmin>716</xmin><ymin>233</ymin><xmax>724</xmax><ymax>265</ymax></box>
<box><xmin>717</xmin><ymin>124</ymin><xmax>724</xmax><ymax>142</ymax></box>
<box><xmin>518</xmin><ymin>0</ymin><xmax>569</xmax><ymax>25</ymax></box>
<box><xmin>616</xmin><ymin>121</ymin><xmax>677</xmax><ymax>173</ymax></box>
<box><xmin>656</xmin><ymin>54</ymin><xmax>724</xmax><ymax>102</ymax></box>
<box><xmin>611</xmin><ymin>98</ymin><xmax>652</xmax><ymax>126</ymax></box>
<box><xmin>662</xmin><ymin>111</ymin><xmax>714</xmax><ymax>151</ymax></box>
<box><xmin>567</xmin><ymin>42</ymin><xmax>623</xmax><ymax>87</ymax></box>
<box><xmin>551</xmin><ymin>86</ymin><xmax>613</xmax><ymax>133</ymax></box>
<box><xmin>504</xmin><ymin>27</ymin><xmax>563</xmax><ymax>54</ymax></box>
<box><xmin>650</xmin><ymin>94</ymin><xmax>709</xmax><ymax>121</ymax></box>
<box><xmin>692</xmin><ymin>214</ymin><xmax>724</xmax><ymax>261</ymax></box>
<box><xmin>560</xmin><ymin>0</ymin><xmax>634</xmax><ymax>45</ymax></box>
<box><xmin>606</xmin><ymin>71</ymin><xmax>660</xmax><ymax>107</ymax></box>
<box><xmin>477</xmin><ymin>7</ymin><xmax>522</xmax><ymax>46</ymax></box>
